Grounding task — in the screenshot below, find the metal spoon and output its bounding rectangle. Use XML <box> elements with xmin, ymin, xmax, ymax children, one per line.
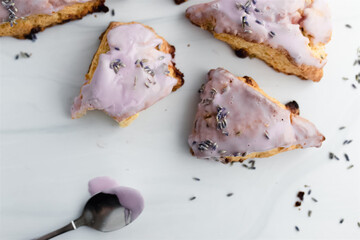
<box><xmin>33</xmin><ymin>192</ymin><xmax>132</xmax><ymax>240</ymax></box>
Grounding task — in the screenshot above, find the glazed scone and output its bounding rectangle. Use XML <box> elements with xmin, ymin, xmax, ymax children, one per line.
<box><xmin>0</xmin><ymin>0</ymin><xmax>108</xmax><ymax>39</ymax></box>
<box><xmin>188</xmin><ymin>68</ymin><xmax>325</xmax><ymax>162</ymax></box>
<box><xmin>186</xmin><ymin>0</ymin><xmax>332</xmax><ymax>82</ymax></box>
<box><xmin>71</xmin><ymin>22</ymin><xmax>184</xmax><ymax>127</ymax></box>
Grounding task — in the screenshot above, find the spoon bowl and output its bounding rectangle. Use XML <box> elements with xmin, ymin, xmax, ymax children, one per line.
<box><xmin>34</xmin><ymin>192</ymin><xmax>132</xmax><ymax>240</ymax></box>
<box><xmin>78</xmin><ymin>192</ymin><xmax>131</xmax><ymax>232</ymax></box>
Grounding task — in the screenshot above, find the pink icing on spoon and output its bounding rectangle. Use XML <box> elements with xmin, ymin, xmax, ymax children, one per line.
<box><xmin>88</xmin><ymin>176</ymin><xmax>144</xmax><ymax>223</ymax></box>
<box><xmin>186</xmin><ymin>0</ymin><xmax>332</xmax><ymax>67</ymax></box>
<box><xmin>88</xmin><ymin>176</ymin><xmax>119</xmax><ymax>195</ymax></box>
<box><xmin>0</xmin><ymin>0</ymin><xmax>93</xmax><ymax>23</ymax></box>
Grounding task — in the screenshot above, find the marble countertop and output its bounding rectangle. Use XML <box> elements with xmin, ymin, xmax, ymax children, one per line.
<box><xmin>1</xmin><ymin>0</ymin><xmax>359</xmax><ymax>239</ymax></box>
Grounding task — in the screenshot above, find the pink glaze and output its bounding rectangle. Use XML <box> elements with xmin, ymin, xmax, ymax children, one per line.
<box><xmin>188</xmin><ymin>68</ymin><xmax>325</xmax><ymax>159</ymax></box>
<box><xmin>71</xmin><ymin>23</ymin><xmax>178</xmax><ymax>123</ymax></box>
<box><xmin>0</xmin><ymin>0</ymin><xmax>92</xmax><ymax>23</ymax></box>
<box><xmin>88</xmin><ymin>176</ymin><xmax>144</xmax><ymax>223</ymax></box>
<box><xmin>186</xmin><ymin>0</ymin><xmax>332</xmax><ymax>67</ymax></box>
<box><xmin>301</xmin><ymin>0</ymin><xmax>332</xmax><ymax>44</ymax></box>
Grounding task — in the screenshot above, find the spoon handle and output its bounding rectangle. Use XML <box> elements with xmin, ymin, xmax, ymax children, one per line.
<box><xmin>33</xmin><ymin>221</ymin><xmax>77</xmax><ymax>240</ymax></box>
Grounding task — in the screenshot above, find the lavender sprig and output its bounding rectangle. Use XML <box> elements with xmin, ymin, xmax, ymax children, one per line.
<box><xmin>109</xmin><ymin>59</ymin><xmax>125</xmax><ymax>74</ymax></box>
<box><xmin>2</xmin><ymin>0</ymin><xmax>19</xmax><ymax>26</ymax></box>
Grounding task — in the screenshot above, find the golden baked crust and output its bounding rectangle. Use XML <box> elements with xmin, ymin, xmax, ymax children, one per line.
<box><xmin>73</xmin><ymin>21</ymin><xmax>184</xmax><ymax>126</ymax></box>
<box><xmin>214</xmin><ymin>33</ymin><xmax>324</xmax><ymax>82</ymax></box>
<box><xmin>186</xmin><ymin>10</ymin><xmax>328</xmax><ymax>82</ymax></box>
<box><xmin>191</xmin><ymin>74</ymin><xmax>325</xmax><ymax>162</ymax></box>
<box><xmin>0</xmin><ymin>0</ymin><xmax>108</xmax><ymax>39</ymax></box>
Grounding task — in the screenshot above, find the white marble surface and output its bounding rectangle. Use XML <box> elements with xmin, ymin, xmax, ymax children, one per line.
<box><xmin>1</xmin><ymin>0</ymin><xmax>360</xmax><ymax>239</ymax></box>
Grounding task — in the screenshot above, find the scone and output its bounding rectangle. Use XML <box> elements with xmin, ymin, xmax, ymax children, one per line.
<box><xmin>0</xmin><ymin>0</ymin><xmax>108</xmax><ymax>39</ymax></box>
<box><xmin>71</xmin><ymin>22</ymin><xmax>184</xmax><ymax>127</ymax></box>
<box><xmin>188</xmin><ymin>68</ymin><xmax>325</xmax><ymax>162</ymax></box>
<box><xmin>186</xmin><ymin>0</ymin><xmax>332</xmax><ymax>82</ymax></box>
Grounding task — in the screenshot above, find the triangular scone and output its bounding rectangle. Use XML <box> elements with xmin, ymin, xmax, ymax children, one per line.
<box><xmin>71</xmin><ymin>22</ymin><xmax>184</xmax><ymax>127</ymax></box>
<box><xmin>0</xmin><ymin>0</ymin><xmax>108</xmax><ymax>39</ymax></box>
<box><xmin>188</xmin><ymin>68</ymin><xmax>325</xmax><ymax>162</ymax></box>
<box><xmin>186</xmin><ymin>0</ymin><xmax>331</xmax><ymax>82</ymax></box>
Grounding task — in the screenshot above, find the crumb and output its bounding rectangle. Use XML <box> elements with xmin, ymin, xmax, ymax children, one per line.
<box><xmin>294</xmin><ymin>191</ymin><xmax>305</xmax><ymax>207</ymax></box>
<box><xmin>175</xmin><ymin>0</ymin><xmax>186</xmax><ymax>4</ymax></box>
<box><xmin>329</xmin><ymin>153</ymin><xmax>339</xmax><ymax>160</ymax></box>
<box><xmin>285</xmin><ymin>101</ymin><xmax>300</xmax><ymax>115</ymax></box>
<box><xmin>248</xmin><ymin>160</ymin><xmax>256</xmax><ymax>170</ymax></box>
<box><xmin>355</xmin><ymin>73</ymin><xmax>360</xmax><ymax>82</ymax></box>
<box><xmin>343</xmin><ymin>140</ymin><xmax>353</xmax><ymax>145</ymax></box>
<box><xmin>15</xmin><ymin>52</ymin><xmax>32</xmax><ymax>59</ymax></box>
<box><xmin>25</xmin><ymin>28</ymin><xmax>38</xmax><ymax>42</ymax></box>
<box><xmin>297</xmin><ymin>191</ymin><xmax>305</xmax><ymax>201</ymax></box>
<box><xmin>234</xmin><ymin>49</ymin><xmax>248</xmax><ymax>58</ymax></box>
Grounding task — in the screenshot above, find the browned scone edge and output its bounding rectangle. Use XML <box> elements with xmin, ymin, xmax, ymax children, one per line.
<box><xmin>185</xmin><ymin>12</ymin><xmax>326</xmax><ymax>82</ymax></box>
